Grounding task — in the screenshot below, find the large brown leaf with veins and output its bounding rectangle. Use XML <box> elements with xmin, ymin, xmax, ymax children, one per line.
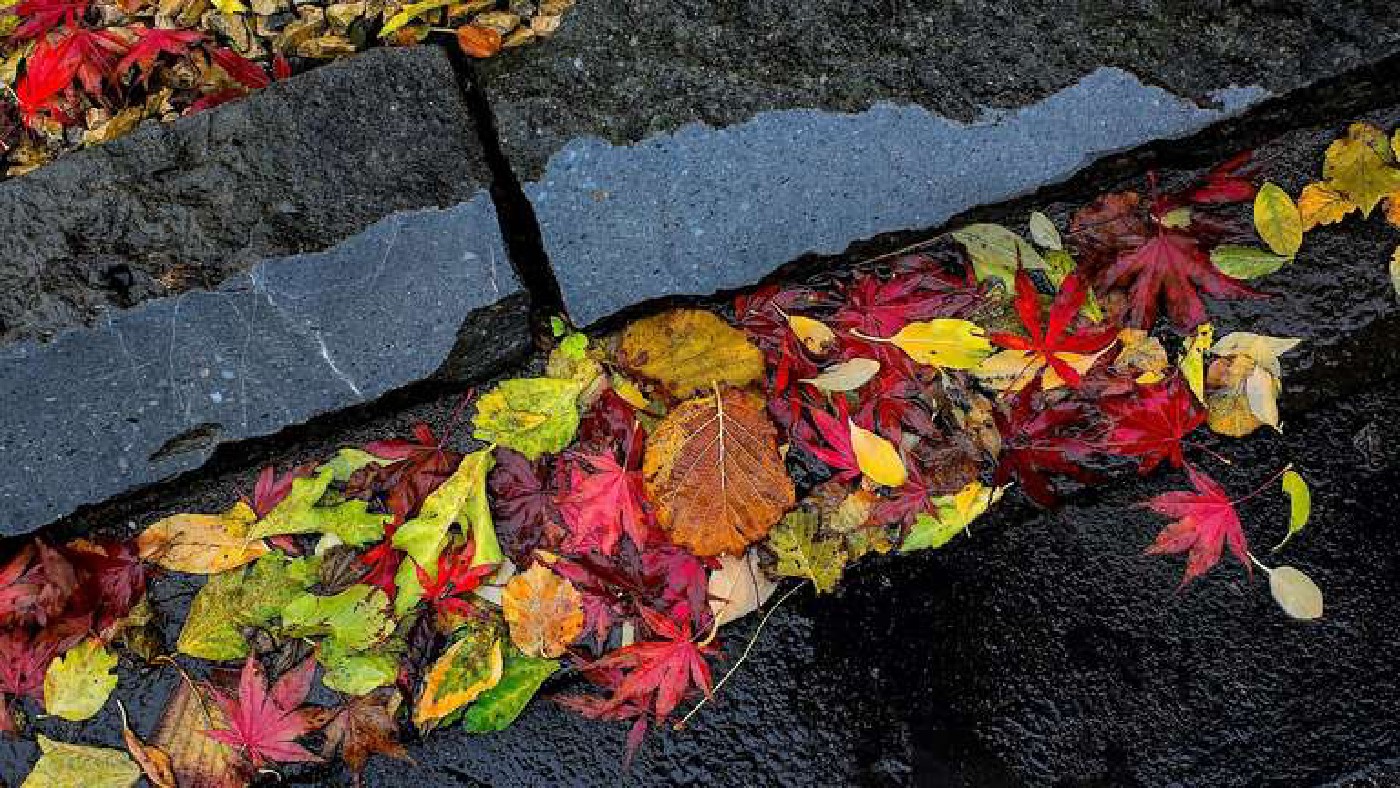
<box><xmin>643</xmin><ymin>387</ymin><xmax>795</xmax><ymax>556</ymax></box>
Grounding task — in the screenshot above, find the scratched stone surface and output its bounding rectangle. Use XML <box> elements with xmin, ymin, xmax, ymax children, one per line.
<box><xmin>0</xmin><ymin>197</ymin><xmax>528</xmax><ymax>536</ymax></box>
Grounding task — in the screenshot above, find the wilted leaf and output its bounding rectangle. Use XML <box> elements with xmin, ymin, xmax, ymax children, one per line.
<box><xmin>177</xmin><ymin>552</ymin><xmax>320</xmax><ymax>660</ymax></box>
<box><xmin>860</xmin><ymin>319</ymin><xmax>992</xmax><ymax>369</ymax></box>
<box><xmin>456</xmin><ymin>24</ymin><xmax>503</xmax><ymax>58</ymax></box>
<box><xmin>1297</xmin><ymin>182</ymin><xmax>1355</xmax><ymax>231</ymax></box>
<box><xmin>501</xmin><ymin>564</ymin><xmax>584</xmax><ymax>659</ymax></box>
<box><xmin>413</xmin><ymin>623</ymin><xmax>504</xmax><ymax>730</ymax></box>
<box><xmin>21</xmin><ymin>736</ymin><xmax>140</xmax><ymax>788</ymax></box>
<box><xmin>786</xmin><ymin>314</ymin><xmax>837</xmax><ymax>354</ymax></box>
<box><xmin>800</xmin><ymin>357</ymin><xmax>880</xmax><ymax>392</ymax></box>
<box><xmin>393</xmin><ymin>448</ymin><xmax>499</xmax><ymax>573</ymax></box>
<box><xmin>849</xmin><ymin>420</ymin><xmax>907</xmax><ymax>488</ymax></box>
<box><xmin>321</xmin><ymin>691</ymin><xmax>409</xmax><ymax>777</ymax></box>
<box><xmin>707</xmin><ymin>550</ymin><xmax>777</xmax><ymax>627</ymax></box>
<box><xmin>461</xmin><ymin>648</ymin><xmax>557</xmax><ymax>733</ymax></box>
<box><xmin>643</xmin><ymin>387</ymin><xmax>795</xmax><ymax>556</ymax></box>
<box><xmin>1114</xmin><ymin>329</ymin><xmax>1169</xmax><ymax>384</ymax></box>
<box><xmin>952</xmin><ymin>223</ymin><xmax>1045</xmax><ymax>290</ymax></box>
<box><xmin>767</xmin><ymin>511</ymin><xmax>846</xmax><ymax>594</ymax></box>
<box><xmin>1274</xmin><ymin>470</ymin><xmax>1312</xmax><ymax>551</ymax></box>
<box><xmin>1253</xmin><ymin>182</ymin><xmax>1303</xmax><ymax>257</ymax></box>
<box><xmin>472</xmin><ymin>378</ymin><xmax>583</xmax><ymax>460</ymax></box>
<box><xmin>617</xmin><ymin>309</ymin><xmax>765</xmax><ymax>400</ymax></box>
<box><xmin>901</xmin><ymin>481</ymin><xmax>1003</xmax><ymax>552</ymax></box>
<box><xmin>1213</xmin><ymin>331</ymin><xmax>1302</xmax><ymax>378</ymax></box>
<box><xmin>1206</xmin><ymin>331</ymin><xmax>1300</xmax><ymax>437</ymax></box>
<box><xmin>1027</xmin><ymin>211</ymin><xmax>1062</xmax><ymax>250</ymax></box>
<box><xmin>281</xmin><ymin>584</ymin><xmax>394</xmax><ymax>654</ymax></box>
<box><xmin>152</xmin><ymin>680</ymin><xmax>245</xmax><ymax>788</ymax></box>
<box><xmin>1205</xmin><ymin>355</ymin><xmax>1264</xmax><ymax>437</ymax></box>
<box><xmin>1210</xmin><ymin>245</ymin><xmax>1289</xmax><ymax>279</ymax></box>
<box><xmin>43</xmin><ymin>639</ymin><xmax>117</xmax><ymax>721</ymax></box>
<box><xmin>120</xmin><ymin>706</ymin><xmax>176</xmax><ymax>788</ymax></box>
<box><xmin>136</xmin><ymin>502</ymin><xmax>267</xmax><ymax>574</ymax></box>
<box><xmin>1268</xmin><ymin>566</ymin><xmax>1323</xmax><ymax>620</ymax></box>
<box><xmin>380</xmin><ymin>0</ymin><xmax>454</xmax><ymax>36</ymax></box>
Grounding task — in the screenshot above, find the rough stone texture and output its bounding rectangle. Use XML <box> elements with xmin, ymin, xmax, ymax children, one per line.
<box><xmin>0</xmin><ymin>196</ymin><xmax>527</xmax><ymax>536</ymax></box>
<box><xmin>479</xmin><ymin>0</ymin><xmax>1400</xmax><ymax>327</ymax></box>
<box><xmin>0</xmin><ymin>46</ymin><xmax>487</xmax><ymax>345</ymax></box>
<box><xmin>527</xmin><ymin>69</ymin><xmax>1261</xmax><ymax>326</ymax></box>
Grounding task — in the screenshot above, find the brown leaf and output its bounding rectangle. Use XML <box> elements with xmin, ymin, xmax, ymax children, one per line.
<box><xmin>322</xmin><ymin>690</ymin><xmax>409</xmax><ymax>782</ymax></box>
<box><xmin>136</xmin><ymin>502</ymin><xmax>268</xmax><ymax>574</ymax></box>
<box><xmin>456</xmin><ymin>24</ymin><xmax>503</xmax><ymax>58</ymax></box>
<box><xmin>121</xmin><ymin>703</ymin><xmax>177</xmax><ymax>788</ymax></box>
<box><xmin>501</xmin><ymin>563</ymin><xmax>584</xmax><ymax>659</ymax></box>
<box><xmin>153</xmin><ymin>678</ymin><xmax>249</xmax><ymax>788</ymax></box>
<box><xmin>617</xmin><ymin>309</ymin><xmax>765</xmax><ymax>400</ymax></box>
<box><xmin>643</xmin><ymin>387</ymin><xmax>795</xmax><ymax>556</ymax></box>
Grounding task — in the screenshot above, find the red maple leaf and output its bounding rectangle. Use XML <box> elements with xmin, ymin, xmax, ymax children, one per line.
<box><xmin>1143</xmin><ymin>466</ymin><xmax>1250</xmax><ymax>585</ymax></box>
<box><xmin>552</xmin><ymin>542</ymin><xmax>708</xmax><ymax>647</ymax></box>
<box><xmin>207</xmin><ymin>46</ymin><xmax>269</xmax><ymax>89</ymax></box>
<box><xmin>792</xmin><ymin>397</ymin><xmax>861</xmax><ymax>484</ymax></box>
<box><xmin>732</xmin><ymin>284</ymin><xmax>828</xmax><ymax>356</ymax></box>
<box><xmin>992</xmin><ymin>378</ymin><xmax>1100</xmax><ymax>506</ymax></box>
<box><xmin>1103</xmin><ymin>228</ymin><xmax>1260</xmax><ymax>329</ymax></box>
<box><xmin>1099</xmin><ymin>377</ymin><xmax>1205</xmax><ymax>474</ymax></box>
<box><xmin>248</xmin><ymin>462</ymin><xmax>316</xmax><ymax>518</ymax></box>
<box><xmin>557</xmin><ymin>451</ymin><xmax>654</xmax><ymax>556</ymax></box>
<box><xmin>1183</xmin><ymin>151</ymin><xmax>1258</xmax><ymax>204</ymax></box>
<box><xmin>833</xmin><ymin>266</ymin><xmax>983</xmax><ymax>338</ymax></box>
<box><xmin>414</xmin><ymin>540</ymin><xmax>496</xmax><ymax>617</ymax></box>
<box><xmin>116</xmin><ymin>26</ymin><xmax>203</xmax><ymax>81</ymax></box>
<box><xmin>350</xmin><ymin>423</ymin><xmax>462</xmax><ymax>521</ymax></box>
<box><xmin>989</xmin><ymin>268</ymin><xmax>1118</xmax><ymax>387</ymax></box>
<box><xmin>10</xmin><ymin>0</ymin><xmax>88</xmax><ymax>41</ymax></box>
<box><xmin>487</xmin><ymin>448</ymin><xmax>565</xmax><ymax>566</ymax></box>
<box><xmin>577</xmin><ymin>388</ymin><xmax>646</xmax><ymax>466</ymax></box>
<box><xmin>15</xmin><ymin>37</ymin><xmax>78</xmax><ymax>126</ymax></box>
<box><xmin>560</xmin><ymin>603</ymin><xmax>717</xmax><ymax>763</ymax></box>
<box><xmin>358</xmin><ymin>519</ymin><xmax>404</xmax><ymax>598</ymax></box>
<box><xmin>54</xmin><ymin>27</ymin><xmax>126</xmax><ymax>98</ymax></box>
<box><xmin>205</xmin><ymin>654</ymin><xmax>324</xmax><ymax>768</ymax></box>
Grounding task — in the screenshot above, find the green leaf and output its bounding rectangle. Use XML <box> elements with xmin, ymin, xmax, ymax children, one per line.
<box><xmin>393</xmin><ymin>448</ymin><xmax>498</xmax><ymax>573</ymax></box>
<box><xmin>248</xmin><ymin>469</ymin><xmax>390</xmax><ymax>545</ymax></box>
<box><xmin>21</xmin><ymin>736</ymin><xmax>139</xmax><ymax>788</ymax></box>
<box><xmin>393</xmin><ymin>556</ymin><xmax>428</xmax><ymax>617</ymax></box>
<box><xmin>1253</xmin><ymin>182</ymin><xmax>1304</xmax><ymax>258</ymax></box>
<box><xmin>414</xmin><ymin>620</ymin><xmax>505</xmax><ymax>730</ymax></box>
<box><xmin>281</xmin><ymin>584</ymin><xmax>394</xmax><ymax>653</ymax></box>
<box><xmin>1273</xmin><ymin>470</ymin><xmax>1312</xmax><ymax>551</ymax></box>
<box><xmin>177</xmin><ymin>552</ymin><xmax>320</xmax><ymax>660</ymax></box>
<box><xmin>1027</xmin><ymin>211</ymin><xmax>1062</xmax><ymax>250</ymax></box>
<box><xmin>951</xmin><ymin>223</ymin><xmax>1046</xmax><ymax>292</ymax></box>
<box><xmin>901</xmin><ymin>481</ymin><xmax>1002</xmax><ymax>552</ymax></box>
<box><xmin>379</xmin><ymin>0</ymin><xmax>455</xmax><ymax>36</ymax></box>
<box><xmin>319</xmin><ymin>448</ymin><xmax>392</xmax><ymax>482</ymax></box>
<box><xmin>1043</xmin><ymin>249</ymin><xmax>1103</xmax><ymax>321</ymax></box>
<box><xmin>766</xmin><ymin>511</ymin><xmax>847</xmax><ymax>594</ymax></box>
<box><xmin>42</xmin><ymin>640</ymin><xmax>118</xmax><ymax>722</ymax></box>
<box><xmin>1211</xmin><ymin>245</ymin><xmax>1289</xmax><ymax>279</ymax></box>
<box><xmin>472</xmin><ymin>378</ymin><xmax>582</xmax><ymax>460</ymax></box>
<box><xmin>321</xmin><ymin>651</ymin><xmax>400</xmax><ymax>696</ymax></box>
<box><xmin>462</xmin><ymin>648</ymin><xmax>557</xmax><ymax>733</ymax></box>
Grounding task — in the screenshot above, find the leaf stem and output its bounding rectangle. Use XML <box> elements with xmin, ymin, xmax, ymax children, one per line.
<box><xmin>1231</xmin><ymin>463</ymin><xmax>1293</xmax><ymax>507</ymax></box>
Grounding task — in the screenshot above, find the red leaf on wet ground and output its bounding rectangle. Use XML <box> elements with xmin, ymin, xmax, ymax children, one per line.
<box><xmin>1143</xmin><ymin>466</ymin><xmax>1250</xmax><ymax>585</ymax></box>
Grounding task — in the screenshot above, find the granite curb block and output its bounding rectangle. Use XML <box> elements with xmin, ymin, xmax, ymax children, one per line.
<box><xmin>0</xmin><ymin>196</ymin><xmax>527</xmax><ymax>536</ymax></box>
<box><xmin>0</xmin><ymin>45</ymin><xmax>489</xmax><ymax>345</ymax></box>
<box><xmin>527</xmin><ymin>68</ymin><xmax>1266</xmax><ymax>327</ymax></box>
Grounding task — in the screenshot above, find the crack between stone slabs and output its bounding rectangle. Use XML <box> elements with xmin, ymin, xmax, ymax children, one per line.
<box><xmin>430</xmin><ymin>34</ymin><xmax>567</xmax><ymax>340</ymax></box>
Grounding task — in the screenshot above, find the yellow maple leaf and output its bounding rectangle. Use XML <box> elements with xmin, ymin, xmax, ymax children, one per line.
<box><xmin>1296</xmin><ymin>182</ymin><xmax>1357</xmax><ymax>232</ymax></box>
<box><xmin>1321</xmin><ymin>123</ymin><xmax>1400</xmax><ymax>218</ymax></box>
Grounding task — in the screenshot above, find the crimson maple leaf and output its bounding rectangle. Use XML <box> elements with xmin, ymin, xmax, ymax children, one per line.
<box><xmin>1099</xmin><ymin>377</ymin><xmax>1205</xmax><ymax>473</ymax></box>
<box><xmin>1183</xmin><ymin>151</ymin><xmax>1258</xmax><ymax>204</ymax></box>
<box><xmin>732</xmin><ymin>284</ymin><xmax>828</xmax><ymax>356</ymax></box>
<box><xmin>992</xmin><ymin>378</ymin><xmax>1100</xmax><ymax>506</ymax></box>
<box><xmin>351</xmin><ymin>423</ymin><xmax>462</xmax><ymax>521</ymax></box>
<box><xmin>54</xmin><ymin>27</ymin><xmax>126</xmax><ymax>98</ymax></box>
<box><xmin>1143</xmin><ymin>466</ymin><xmax>1250</xmax><ymax>585</ymax></box>
<box><xmin>552</xmin><ymin>542</ymin><xmax>708</xmax><ymax>647</ymax></box>
<box><xmin>248</xmin><ymin>462</ymin><xmax>316</xmax><ymax>518</ymax></box>
<box><xmin>414</xmin><ymin>540</ymin><xmax>496</xmax><ymax>617</ymax></box>
<box><xmin>558</xmin><ymin>451</ymin><xmax>654</xmax><ymax>555</ymax></box>
<box><xmin>990</xmin><ymin>268</ymin><xmax>1117</xmax><ymax>387</ymax></box>
<box><xmin>9</xmin><ymin>0</ymin><xmax>87</xmax><ymax>41</ymax></box>
<box><xmin>15</xmin><ymin>37</ymin><xmax>78</xmax><ymax>126</ymax></box>
<box><xmin>792</xmin><ymin>397</ymin><xmax>860</xmax><ymax>484</ymax></box>
<box><xmin>833</xmin><ymin>265</ymin><xmax>984</xmax><ymax>338</ymax></box>
<box><xmin>204</xmin><ymin>654</ymin><xmax>325</xmax><ymax>768</ymax></box>
<box><xmin>208</xmin><ymin>46</ymin><xmax>269</xmax><ymax>90</ymax></box>
<box><xmin>1103</xmin><ymin>228</ymin><xmax>1260</xmax><ymax>329</ymax></box>
<box><xmin>116</xmin><ymin>26</ymin><xmax>203</xmax><ymax>81</ymax></box>
<box><xmin>488</xmin><ymin>448</ymin><xmax>565</xmax><ymax>566</ymax></box>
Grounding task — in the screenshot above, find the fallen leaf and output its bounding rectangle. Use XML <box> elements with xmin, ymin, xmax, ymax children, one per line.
<box><xmin>1296</xmin><ymin>182</ymin><xmax>1355</xmax><ymax>231</ymax></box>
<box><xmin>1274</xmin><ymin>470</ymin><xmax>1311</xmax><ymax>551</ymax></box>
<box><xmin>461</xmin><ymin>647</ymin><xmax>557</xmax><ymax>733</ymax></box>
<box><xmin>849</xmin><ymin>420</ymin><xmax>907</xmax><ymax>488</ymax></box>
<box><xmin>413</xmin><ymin>622</ymin><xmax>504</xmax><ymax>730</ymax></box>
<box><xmin>767</xmin><ymin>511</ymin><xmax>846</xmax><ymax>593</ymax></box>
<box><xmin>1179</xmin><ymin>323</ymin><xmax>1213</xmax><ymax>402</ymax></box>
<box><xmin>707</xmin><ymin>550</ymin><xmax>777</xmax><ymax>627</ymax></box>
<box><xmin>248</xmin><ymin>469</ymin><xmax>390</xmax><ymax>546</ymax></box>
<box><xmin>321</xmin><ymin>690</ymin><xmax>409</xmax><ymax>780</ymax></box>
<box><xmin>20</xmin><ymin>736</ymin><xmax>140</xmax><ymax>788</ymax></box>
<box><xmin>1392</xmin><ymin>246</ymin><xmax>1400</xmax><ymax>299</ymax></box>
<box><xmin>857</xmin><ymin>319</ymin><xmax>992</xmax><ymax>369</ymax></box>
<box><xmin>1143</xmin><ymin>466</ymin><xmax>1249</xmax><ymax>585</ymax></box>
<box><xmin>644</xmin><ymin>387</ymin><xmax>795</xmax><ymax>556</ymax></box>
<box><xmin>393</xmin><ymin>448</ymin><xmax>498</xmax><ymax>576</ymax></box>
<box><xmin>785</xmin><ymin>313</ymin><xmax>837</xmax><ymax>354</ymax></box>
<box><xmin>380</xmin><ymin>0</ymin><xmax>454</xmax><ymax>36</ymax></box>
<box><xmin>801</xmin><ymin>357</ymin><xmax>880</xmax><ymax>391</ymax></box>
<box><xmin>204</xmin><ymin>655</ymin><xmax>324</xmax><ymax>767</ymax></box>
<box><xmin>1210</xmin><ymin>245</ymin><xmax>1289</xmax><ymax>279</ymax></box>
<box><xmin>1268</xmin><ymin>566</ymin><xmax>1323</xmax><ymax>620</ymax></box>
<box><xmin>1028</xmin><ymin>211</ymin><xmax>1062</xmax><ymax>250</ymax></box>
<box><xmin>1114</xmin><ymin>329</ymin><xmax>1169</xmax><ymax>384</ymax></box>
<box><xmin>152</xmin><ymin>679</ymin><xmax>245</xmax><ymax>788</ymax></box>
<box><xmin>1205</xmin><ymin>355</ymin><xmax>1264</xmax><ymax>437</ymax></box>
<box><xmin>472</xmin><ymin>378</ymin><xmax>583</xmax><ymax>460</ymax></box>
<box><xmin>901</xmin><ymin>481</ymin><xmax>1003</xmax><ymax>552</ymax></box>
<box><xmin>280</xmin><ymin>584</ymin><xmax>394</xmax><ymax>655</ymax></box>
<box><xmin>120</xmin><ymin>705</ymin><xmax>176</xmax><ymax>788</ymax></box>
<box><xmin>1253</xmin><ymin>182</ymin><xmax>1303</xmax><ymax>258</ymax></box>
<box><xmin>987</xmin><ymin>268</ymin><xmax>1117</xmax><ymax>388</ymax></box>
<box><xmin>952</xmin><ymin>223</ymin><xmax>1046</xmax><ymax>291</ymax></box>
<box><xmin>43</xmin><ymin>638</ymin><xmax>117</xmax><ymax>721</ymax></box>
<box><xmin>1322</xmin><ymin>122</ymin><xmax>1400</xmax><ymax>217</ymax></box>
<box><xmin>136</xmin><ymin>502</ymin><xmax>267</xmax><ymax>574</ymax></box>
<box><xmin>616</xmin><ymin>309</ymin><xmax>765</xmax><ymax>400</ymax></box>
<box><xmin>177</xmin><ymin>551</ymin><xmax>320</xmax><ymax>660</ymax></box>
<box><xmin>501</xmin><ymin>564</ymin><xmax>584</xmax><ymax>659</ymax></box>
<box><xmin>456</xmin><ymin>24</ymin><xmax>502</xmax><ymax>58</ymax></box>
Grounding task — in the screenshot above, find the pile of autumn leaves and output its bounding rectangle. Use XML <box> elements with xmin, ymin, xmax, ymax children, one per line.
<box><xmin>13</xmin><ymin>126</ymin><xmax>1400</xmax><ymax>786</ymax></box>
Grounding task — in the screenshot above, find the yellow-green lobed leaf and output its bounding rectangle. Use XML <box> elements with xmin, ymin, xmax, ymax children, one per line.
<box><xmin>392</xmin><ymin>448</ymin><xmax>499</xmax><ymax>574</ymax></box>
<box><xmin>472</xmin><ymin>378</ymin><xmax>582</xmax><ymax>461</ymax></box>
<box><xmin>767</xmin><ymin>511</ymin><xmax>847</xmax><ymax>594</ymax></box>
<box><xmin>21</xmin><ymin>736</ymin><xmax>140</xmax><ymax>788</ymax></box>
<box><xmin>43</xmin><ymin>640</ymin><xmax>118</xmax><ymax>722</ymax></box>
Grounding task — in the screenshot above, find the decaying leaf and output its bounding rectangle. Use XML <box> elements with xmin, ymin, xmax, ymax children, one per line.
<box><xmin>707</xmin><ymin>549</ymin><xmax>777</xmax><ymax>627</ymax></box>
<box><xmin>136</xmin><ymin>502</ymin><xmax>267</xmax><ymax>574</ymax></box>
<box><xmin>120</xmin><ymin>704</ymin><xmax>177</xmax><ymax>788</ymax></box>
<box><xmin>1297</xmin><ymin>182</ymin><xmax>1356</xmax><ymax>231</ymax></box>
<box><xmin>616</xmin><ymin>309</ymin><xmax>765</xmax><ymax>400</ymax></box>
<box><xmin>643</xmin><ymin>387</ymin><xmax>795</xmax><ymax>556</ymax></box>
<box><xmin>43</xmin><ymin>638</ymin><xmax>118</xmax><ymax>721</ymax></box>
<box><xmin>20</xmin><ymin>736</ymin><xmax>140</xmax><ymax>788</ymax></box>
<box><xmin>461</xmin><ymin>647</ymin><xmax>558</xmax><ymax>733</ymax></box>
<box><xmin>500</xmin><ymin>564</ymin><xmax>584</xmax><ymax>659</ymax></box>
<box><xmin>177</xmin><ymin>551</ymin><xmax>320</xmax><ymax>660</ymax></box>
<box><xmin>393</xmin><ymin>448</ymin><xmax>499</xmax><ymax>575</ymax></box>
<box><xmin>1253</xmin><ymin>181</ymin><xmax>1303</xmax><ymax>258</ymax></box>
<box><xmin>767</xmin><ymin>511</ymin><xmax>847</xmax><ymax>594</ymax></box>
<box><xmin>152</xmin><ymin>679</ymin><xmax>245</xmax><ymax>788</ymax></box>
<box><xmin>413</xmin><ymin>621</ymin><xmax>504</xmax><ymax>730</ymax></box>
<box><xmin>849</xmin><ymin>420</ymin><xmax>907</xmax><ymax>488</ymax></box>
<box><xmin>321</xmin><ymin>690</ymin><xmax>409</xmax><ymax>780</ymax></box>
<box><xmin>800</xmin><ymin>357</ymin><xmax>880</xmax><ymax>392</ymax></box>
<box><xmin>1205</xmin><ymin>331</ymin><xmax>1301</xmax><ymax>436</ymax></box>
<box><xmin>473</xmin><ymin>379</ymin><xmax>583</xmax><ymax>461</ymax></box>
<box><xmin>901</xmin><ymin>481</ymin><xmax>1003</xmax><ymax>552</ymax></box>
<box><xmin>1268</xmin><ymin>566</ymin><xmax>1324</xmax><ymax>620</ymax></box>
<box><xmin>456</xmin><ymin>24</ymin><xmax>502</xmax><ymax>58</ymax></box>
<box><xmin>1274</xmin><ymin>470</ymin><xmax>1312</xmax><ymax>551</ymax></box>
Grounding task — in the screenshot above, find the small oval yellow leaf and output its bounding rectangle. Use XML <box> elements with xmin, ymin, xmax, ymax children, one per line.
<box><xmin>848</xmin><ymin>420</ymin><xmax>906</xmax><ymax>488</ymax></box>
<box><xmin>882</xmin><ymin>319</ymin><xmax>992</xmax><ymax>369</ymax></box>
<box><xmin>1253</xmin><ymin>182</ymin><xmax>1303</xmax><ymax>258</ymax></box>
<box><xmin>787</xmin><ymin>315</ymin><xmax>837</xmax><ymax>355</ymax></box>
<box><xmin>801</xmin><ymin>358</ymin><xmax>880</xmax><ymax>392</ymax></box>
<box><xmin>1269</xmin><ymin>566</ymin><xmax>1323</xmax><ymax>621</ymax></box>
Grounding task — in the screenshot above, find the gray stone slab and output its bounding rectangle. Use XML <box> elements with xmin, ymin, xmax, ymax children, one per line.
<box><xmin>528</xmin><ymin>68</ymin><xmax>1264</xmax><ymax>326</ymax></box>
<box><xmin>0</xmin><ymin>195</ymin><xmax>527</xmax><ymax>536</ymax></box>
<box><xmin>0</xmin><ymin>46</ymin><xmax>489</xmax><ymax>344</ymax></box>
